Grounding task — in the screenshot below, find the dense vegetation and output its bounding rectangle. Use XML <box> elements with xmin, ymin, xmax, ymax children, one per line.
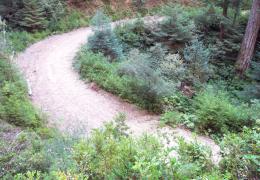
<box><xmin>0</xmin><ymin>0</ymin><xmax>259</xmax><ymax>179</ymax></box>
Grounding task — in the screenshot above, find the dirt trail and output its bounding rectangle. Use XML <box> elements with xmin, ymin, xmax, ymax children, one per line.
<box><xmin>15</xmin><ymin>17</ymin><xmax>221</xmax><ymax>164</ymax></box>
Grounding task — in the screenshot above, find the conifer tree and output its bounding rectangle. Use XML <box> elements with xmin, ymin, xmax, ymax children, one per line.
<box><xmin>236</xmin><ymin>0</ymin><xmax>260</xmax><ymax>75</ymax></box>
<box><xmin>15</xmin><ymin>0</ymin><xmax>47</xmax><ymax>31</ymax></box>
<box><xmin>88</xmin><ymin>10</ymin><xmax>123</xmax><ymax>61</ymax></box>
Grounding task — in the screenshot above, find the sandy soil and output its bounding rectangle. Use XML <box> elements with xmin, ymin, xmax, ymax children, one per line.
<box><xmin>15</xmin><ymin>17</ymin><xmax>221</xmax><ymax>164</ymax></box>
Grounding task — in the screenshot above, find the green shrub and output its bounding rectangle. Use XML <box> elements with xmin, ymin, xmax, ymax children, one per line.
<box><xmin>194</xmin><ymin>87</ymin><xmax>254</xmax><ymax>134</ymax></box>
<box><xmin>0</xmin><ymin>130</ymin><xmax>51</xmax><ymax>177</ymax></box>
<box><xmin>0</xmin><ymin>81</ymin><xmax>42</xmax><ymax>128</ymax></box>
<box><xmin>8</xmin><ymin>30</ymin><xmax>50</xmax><ymax>52</ymax></box>
<box><xmin>177</xmin><ymin>138</ymin><xmax>214</xmax><ymax>172</ymax></box>
<box><xmin>160</xmin><ymin>111</ymin><xmax>197</xmax><ymax>130</ymax></box>
<box><xmin>103</xmin><ymin>4</ymin><xmax>133</xmax><ymax>21</ymax></box>
<box><xmin>75</xmin><ymin>50</ymin><xmax>129</xmax><ymax>96</ymax></box>
<box><xmin>88</xmin><ymin>10</ymin><xmax>123</xmax><ymax>61</ymax></box>
<box><xmin>160</xmin><ymin>111</ymin><xmax>184</xmax><ymax>126</ymax></box>
<box><xmin>220</xmin><ymin>127</ymin><xmax>260</xmax><ymax>179</ymax></box>
<box><xmin>161</xmin><ymin>93</ymin><xmax>192</xmax><ymax>113</ymax></box>
<box><xmin>75</xmin><ymin>49</ymin><xmax>169</xmax><ymax>112</ymax></box>
<box><xmin>0</xmin><ymin>58</ymin><xmax>42</xmax><ymax>128</ymax></box>
<box><xmin>51</xmin><ymin>9</ymin><xmax>90</xmax><ymax>32</ymax></box>
<box><xmin>72</xmin><ymin>119</ymin><xmax>221</xmax><ymax>179</ymax></box>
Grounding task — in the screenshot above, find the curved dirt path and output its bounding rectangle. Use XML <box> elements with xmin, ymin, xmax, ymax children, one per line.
<box><xmin>15</xmin><ymin>17</ymin><xmax>221</xmax><ymax>164</ymax></box>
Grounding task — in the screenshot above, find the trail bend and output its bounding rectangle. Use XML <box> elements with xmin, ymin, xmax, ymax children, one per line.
<box><xmin>15</xmin><ymin>17</ymin><xmax>221</xmax><ymax>164</ymax></box>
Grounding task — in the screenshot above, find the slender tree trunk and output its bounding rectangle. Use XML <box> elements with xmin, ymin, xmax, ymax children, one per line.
<box><xmin>236</xmin><ymin>0</ymin><xmax>260</xmax><ymax>75</ymax></box>
<box><xmin>223</xmin><ymin>0</ymin><xmax>229</xmax><ymax>17</ymax></box>
<box><xmin>220</xmin><ymin>0</ymin><xmax>229</xmax><ymax>40</ymax></box>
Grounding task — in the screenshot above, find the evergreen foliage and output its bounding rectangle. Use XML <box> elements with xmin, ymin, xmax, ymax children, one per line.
<box><xmin>88</xmin><ymin>10</ymin><xmax>123</xmax><ymax>61</ymax></box>
<box><xmin>0</xmin><ymin>0</ymin><xmax>65</xmax><ymax>31</ymax></box>
<box><xmin>118</xmin><ymin>49</ymin><xmax>170</xmax><ymax>111</ymax></box>
<box><xmin>194</xmin><ymin>6</ymin><xmax>244</xmax><ymax>62</ymax></box>
<box><xmin>152</xmin><ymin>5</ymin><xmax>194</xmax><ymax>45</ymax></box>
<box><xmin>14</xmin><ymin>0</ymin><xmax>48</xmax><ymax>31</ymax></box>
<box><xmin>115</xmin><ymin>19</ymin><xmax>154</xmax><ymax>51</ymax></box>
<box><xmin>184</xmin><ymin>38</ymin><xmax>212</xmax><ymax>84</ymax></box>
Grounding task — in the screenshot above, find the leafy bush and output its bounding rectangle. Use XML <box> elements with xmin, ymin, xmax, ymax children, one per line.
<box><xmin>72</xmin><ymin>119</ymin><xmax>223</xmax><ymax>179</ymax></box>
<box><xmin>160</xmin><ymin>111</ymin><xmax>197</xmax><ymax>129</ymax></box>
<box><xmin>177</xmin><ymin>138</ymin><xmax>214</xmax><ymax>171</ymax></box>
<box><xmin>159</xmin><ymin>53</ymin><xmax>186</xmax><ymax>83</ymax></box>
<box><xmin>73</xmin><ymin>119</ymin><xmax>165</xmax><ymax>179</ymax></box>
<box><xmin>88</xmin><ymin>10</ymin><xmax>123</xmax><ymax>61</ymax></box>
<box><xmin>161</xmin><ymin>93</ymin><xmax>192</xmax><ymax>113</ymax></box>
<box><xmin>220</xmin><ymin>127</ymin><xmax>260</xmax><ymax>179</ymax></box>
<box><xmin>194</xmin><ymin>87</ymin><xmax>255</xmax><ymax>134</ymax></box>
<box><xmin>149</xmin><ymin>43</ymin><xmax>167</xmax><ymax>69</ymax></box>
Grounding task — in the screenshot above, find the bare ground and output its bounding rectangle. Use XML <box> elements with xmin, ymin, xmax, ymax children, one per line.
<box><xmin>15</xmin><ymin>17</ymin><xmax>221</xmax><ymax>164</ymax></box>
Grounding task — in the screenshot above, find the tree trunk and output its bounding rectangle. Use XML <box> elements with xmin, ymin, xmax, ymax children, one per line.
<box><xmin>236</xmin><ymin>0</ymin><xmax>260</xmax><ymax>75</ymax></box>
<box><xmin>220</xmin><ymin>0</ymin><xmax>229</xmax><ymax>40</ymax></box>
